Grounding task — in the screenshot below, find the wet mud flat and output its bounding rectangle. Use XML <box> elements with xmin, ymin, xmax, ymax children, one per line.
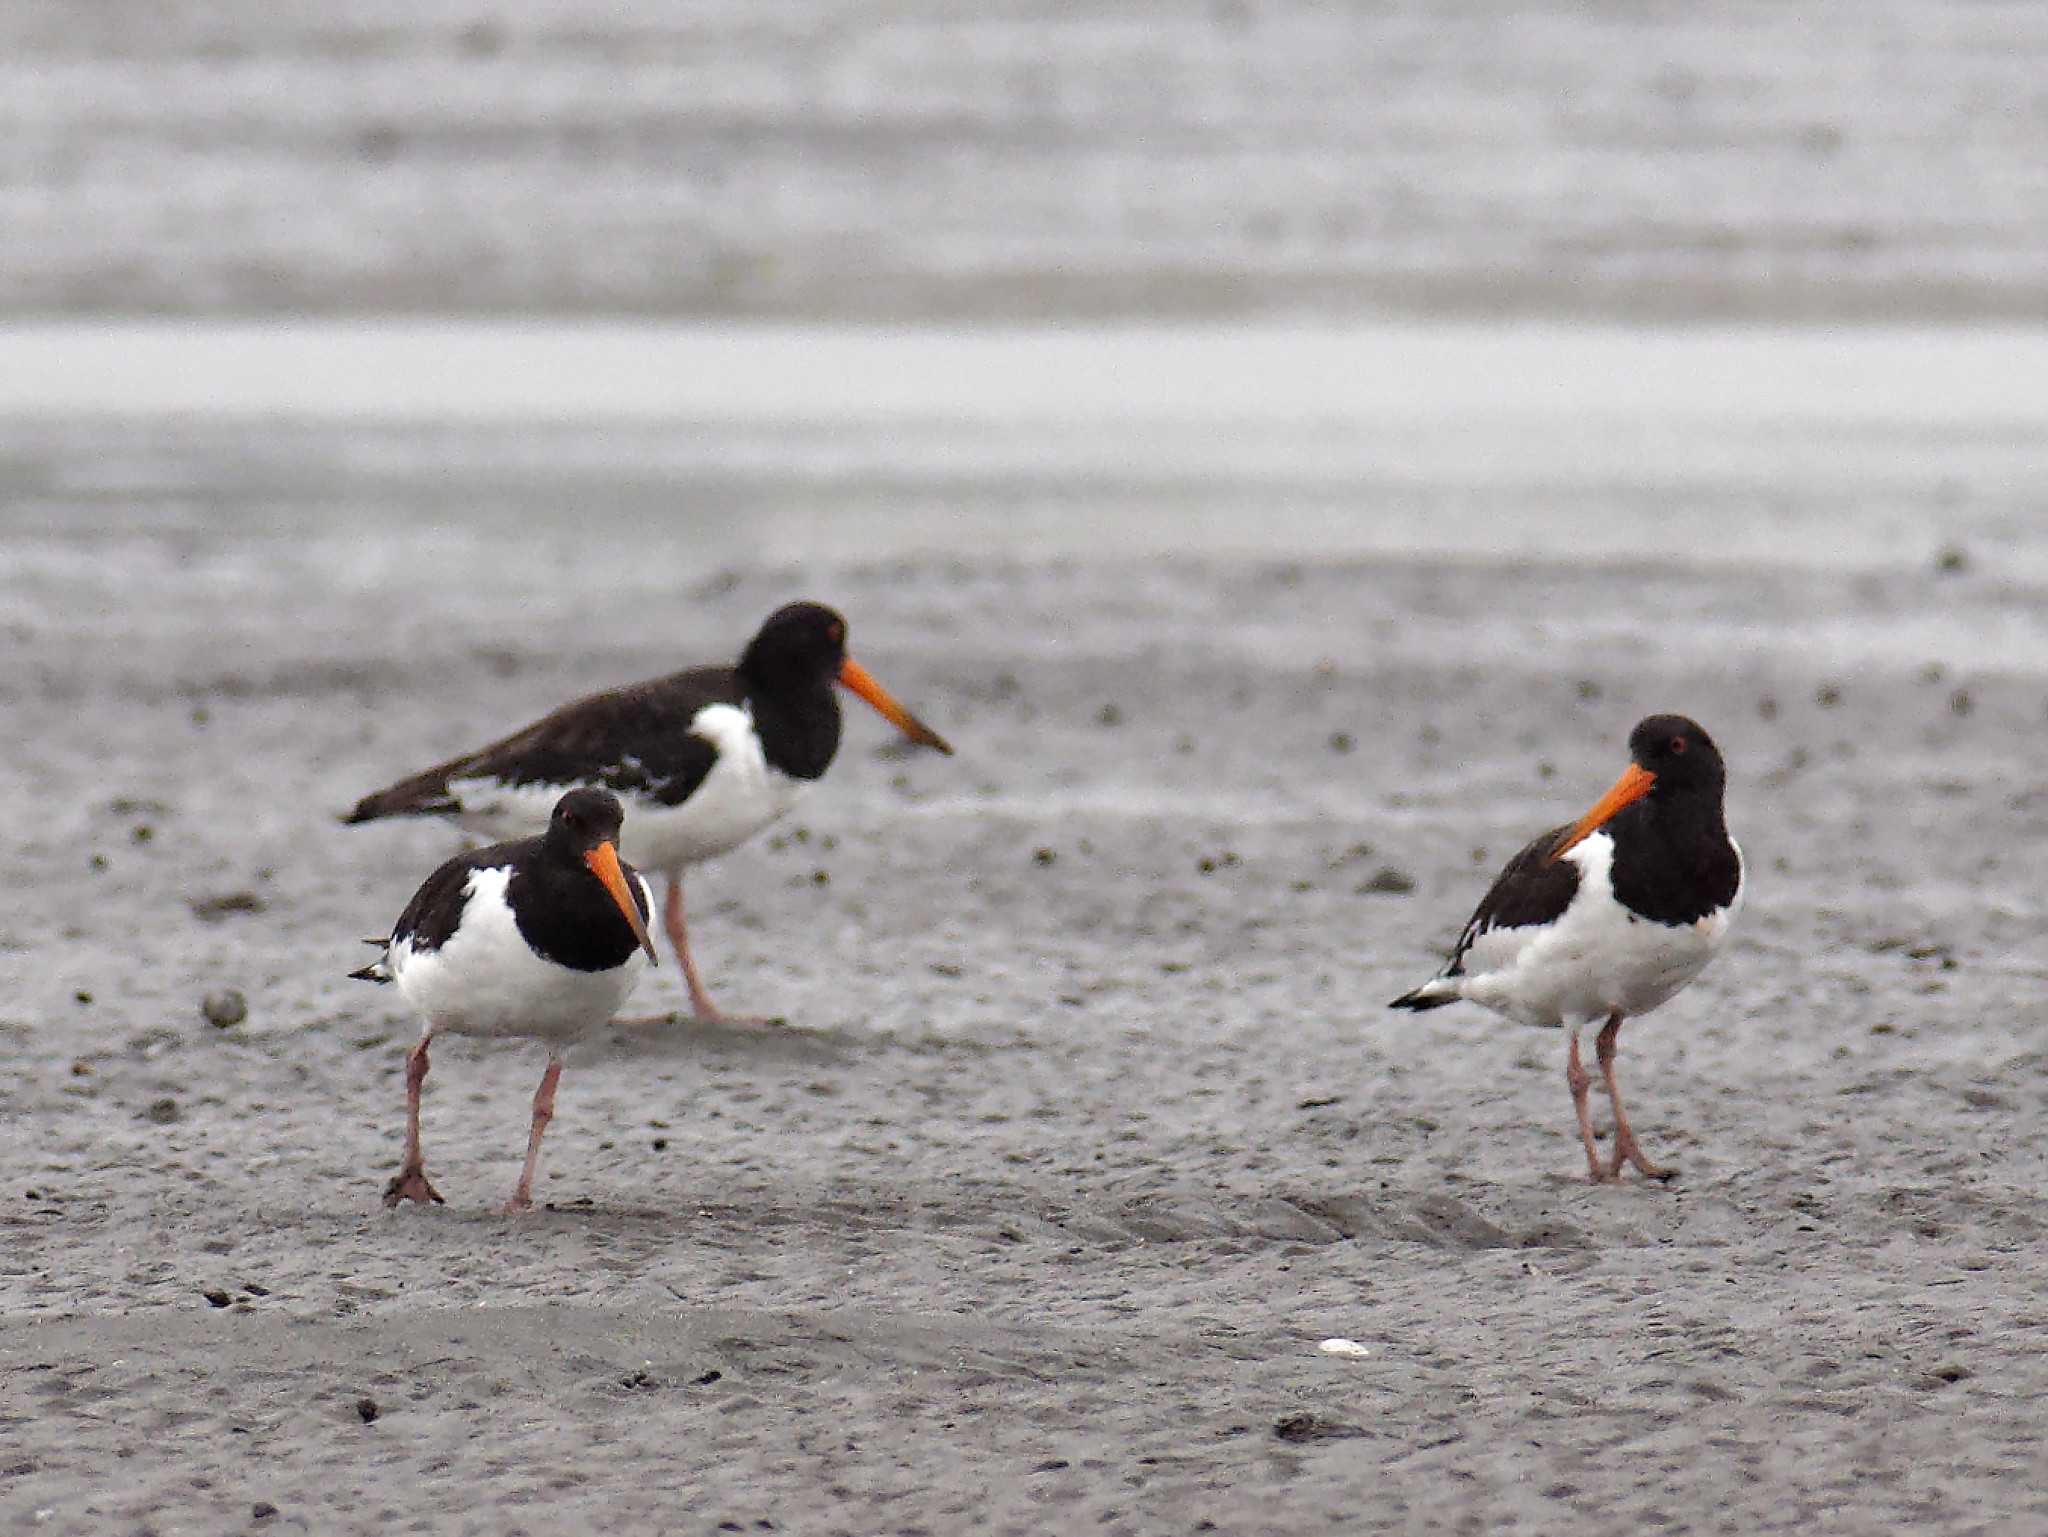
<box><xmin>3</xmin><ymin>409</ymin><xmax>2048</xmax><ymax>1533</ymax></box>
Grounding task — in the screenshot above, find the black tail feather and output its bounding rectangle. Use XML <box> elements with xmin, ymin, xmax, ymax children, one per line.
<box><xmin>1388</xmin><ymin>987</ymin><xmax>1455</xmax><ymax>1012</ymax></box>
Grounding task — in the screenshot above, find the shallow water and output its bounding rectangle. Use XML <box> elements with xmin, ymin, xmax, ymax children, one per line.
<box><xmin>4</xmin><ymin>3</ymin><xmax>2047</xmax><ymax>317</ymax></box>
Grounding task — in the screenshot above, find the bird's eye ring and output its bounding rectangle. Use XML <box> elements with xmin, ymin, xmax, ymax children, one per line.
<box><xmin>1668</xmin><ymin>736</ymin><xmax>1688</xmax><ymax>755</ymax></box>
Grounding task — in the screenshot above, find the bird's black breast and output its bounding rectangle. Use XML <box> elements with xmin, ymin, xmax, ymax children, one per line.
<box><xmin>1447</xmin><ymin>824</ymin><xmax>1583</xmax><ymax>974</ymax></box>
<box><xmin>505</xmin><ymin>855</ymin><xmax>651</xmax><ymax>973</ymax></box>
<box><xmin>1606</xmin><ymin>800</ymin><xmax>1741</xmax><ymax>926</ymax></box>
<box><xmin>746</xmin><ymin>682</ymin><xmax>841</xmax><ymax>782</ymax></box>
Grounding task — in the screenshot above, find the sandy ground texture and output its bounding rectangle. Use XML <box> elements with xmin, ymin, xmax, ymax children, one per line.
<box><xmin>4</xmin><ymin>403</ymin><xmax>2048</xmax><ymax>1535</ymax></box>
<box><xmin>5</xmin><ymin>2</ymin><xmax>2048</xmax><ymax>319</ymax></box>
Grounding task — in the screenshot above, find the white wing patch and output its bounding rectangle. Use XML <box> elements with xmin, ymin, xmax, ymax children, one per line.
<box><xmin>622</xmin><ymin>702</ymin><xmax>807</xmax><ymax>872</ymax></box>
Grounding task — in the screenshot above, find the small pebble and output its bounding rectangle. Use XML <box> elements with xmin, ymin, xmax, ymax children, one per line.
<box><xmin>356</xmin><ymin>1397</ymin><xmax>380</xmax><ymax>1424</ymax></box>
<box><xmin>1032</xmin><ymin>847</ymin><xmax>1056</xmax><ymax>867</ymax></box>
<box><xmin>1318</xmin><ymin>1338</ymin><xmax>1371</xmax><ymax>1358</ymax></box>
<box><xmin>144</xmin><ymin>1098</ymin><xmax>181</xmax><ymax>1125</ymax></box>
<box><xmin>1095</xmin><ymin>703</ymin><xmax>1123</xmax><ymax>727</ymax></box>
<box><xmin>201</xmin><ymin>990</ymin><xmax>248</xmax><ymax>1029</ymax></box>
<box><xmin>1328</xmin><ymin>731</ymin><xmax>1353</xmax><ymax>754</ymax></box>
<box><xmin>251</xmin><ymin>1503</ymin><xmax>278</xmax><ymax>1522</ymax></box>
<box><xmin>203</xmin><ymin>1289</ymin><xmax>231</xmax><ymax>1308</ymax></box>
<box><xmin>1933</xmin><ymin>545</ymin><xmax>1969</xmax><ymax>574</ymax></box>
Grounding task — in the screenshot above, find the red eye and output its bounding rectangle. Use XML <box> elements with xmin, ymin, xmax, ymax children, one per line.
<box><xmin>1669</xmin><ymin>736</ymin><xmax>1687</xmax><ymax>755</ymax></box>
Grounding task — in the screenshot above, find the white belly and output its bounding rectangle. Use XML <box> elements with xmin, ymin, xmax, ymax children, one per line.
<box><xmin>446</xmin><ymin>703</ymin><xmax>807</xmax><ymax>874</ymax></box>
<box><xmin>389</xmin><ymin>867</ymin><xmax>649</xmax><ymax>1044</ymax></box>
<box><xmin>1461</xmin><ymin>835</ymin><xmax>1742</xmax><ymax>1029</ymax></box>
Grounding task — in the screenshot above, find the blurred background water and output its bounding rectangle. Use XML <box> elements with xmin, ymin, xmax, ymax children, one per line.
<box><xmin>5</xmin><ymin>2</ymin><xmax>2047</xmax><ymax>319</ymax></box>
<box><xmin>2</xmin><ymin>4</ymin><xmax>2045</xmax><ymax>598</ymax></box>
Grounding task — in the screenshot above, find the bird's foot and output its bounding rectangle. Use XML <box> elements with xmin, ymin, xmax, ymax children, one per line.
<box><xmin>1609</xmin><ymin>1140</ymin><xmax>1676</xmax><ymax>1182</ymax></box>
<box><xmin>499</xmin><ymin>1191</ymin><xmax>535</xmax><ymax>1215</ymax></box>
<box><xmin>382</xmin><ymin>1164</ymin><xmax>444</xmax><ymax>1208</ymax></box>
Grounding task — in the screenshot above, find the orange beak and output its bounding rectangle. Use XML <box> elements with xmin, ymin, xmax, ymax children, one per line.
<box><xmin>583</xmin><ymin>840</ymin><xmax>659</xmax><ymax>966</ymax></box>
<box><xmin>836</xmin><ymin>656</ymin><xmax>954</xmax><ymax>755</ymax></box>
<box><xmin>1546</xmin><ymin>762</ymin><xmax>1656</xmax><ymax>864</ymax></box>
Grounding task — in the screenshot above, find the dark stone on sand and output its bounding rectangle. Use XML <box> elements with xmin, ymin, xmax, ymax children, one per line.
<box><xmin>1273</xmin><ymin>1411</ymin><xmax>1368</xmax><ymax>1443</ymax></box>
<box><xmin>201</xmin><ymin>989</ymin><xmax>248</xmax><ymax>1029</ymax></box>
<box><xmin>251</xmin><ymin>1503</ymin><xmax>278</xmax><ymax>1522</ymax></box>
<box><xmin>1934</xmin><ymin>544</ymin><xmax>1969</xmax><ymax>574</ymax></box>
<box><xmin>1033</xmin><ymin>847</ymin><xmax>1056</xmax><ymax>866</ymax></box>
<box><xmin>144</xmin><ymin>1098</ymin><xmax>181</xmax><ymax>1125</ymax></box>
<box><xmin>356</xmin><ymin>1397</ymin><xmax>380</xmax><ymax>1423</ymax></box>
<box><xmin>1949</xmin><ymin>687</ymin><xmax>1973</xmax><ymax>716</ymax></box>
<box><xmin>1328</xmin><ymin>731</ymin><xmax>1353</xmax><ymax>753</ymax></box>
<box><xmin>692</xmin><ymin>1369</ymin><xmax>722</xmax><ymax>1387</ymax></box>
<box><xmin>1816</xmin><ymin>683</ymin><xmax>1843</xmax><ymax>707</ymax></box>
<box><xmin>190</xmin><ymin>892</ymin><xmax>266</xmax><ymax>923</ymax></box>
<box><xmin>1096</xmin><ymin>702</ymin><xmax>1123</xmax><ymax>726</ymax></box>
<box><xmin>1358</xmin><ymin>867</ymin><xmax>1415</xmax><ymax>895</ymax></box>
<box><xmin>203</xmin><ymin>1289</ymin><xmax>231</xmax><ymax>1308</ymax></box>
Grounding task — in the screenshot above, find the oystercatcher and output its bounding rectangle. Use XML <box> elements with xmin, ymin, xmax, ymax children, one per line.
<box><xmin>351</xmin><ymin>787</ymin><xmax>660</xmax><ymax>1212</ymax></box>
<box><xmin>346</xmin><ymin>601</ymin><xmax>952</xmax><ymax>1020</ymax></box>
<box><xmin>1390</xmin><ymin>715</ymin><xmax>1743</xmax><ymax>1182</ymax></box>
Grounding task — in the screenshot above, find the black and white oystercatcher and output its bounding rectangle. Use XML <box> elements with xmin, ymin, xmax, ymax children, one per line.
<box><xmin>1390</xmin><ymin>715</ymin><xmax>1743</xmax><ymax>1182</ymax></box>
<box><xmin>352</xmin><ymin>787</ymin><xmax>660</xmax><ymax>1212</ymax></box>
<box><xmin>346</xmin><ymin>602</ymin><xmax>952</xmax><ymax>1020</ymax></box>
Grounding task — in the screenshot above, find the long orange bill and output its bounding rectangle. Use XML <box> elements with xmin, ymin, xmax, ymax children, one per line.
<box><xmin>1546</xmin><ymin>762</ymin><xmax>1656</xmax><ymax>864</ymax></box>
<box><xmin>583</xmin><ymin>841</ymin><xmax>659</xmax><ymax>965</ymax></box>
<box><xmin>837</xmin><ymin>656</ymin><xmax>954</xmax><ymax>755</ymax></box>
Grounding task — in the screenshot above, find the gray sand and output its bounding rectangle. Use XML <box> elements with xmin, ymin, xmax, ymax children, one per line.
<box><xmin>4</xmin><ymin>385</ymin><xmax>2048</xmax><ymax>1534</ymax></box>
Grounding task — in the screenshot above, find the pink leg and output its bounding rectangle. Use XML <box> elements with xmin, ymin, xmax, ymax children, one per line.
<box><xmin>664</xmin><ymin>877</ymin><xmax>727</xmax><ymax>1021</ymax></box>
<box><xmin>1566</xmin><ymin>1031</ymin><xmax>1610</xmax><ymax>1183</ymax></box>
<box><xmin>503</xmin><ymin>1057</ymin><xmax>564</xmax><ymax>1213</ymax></box>
<box><xmin>383</xmin><ymin>1036</ymin><xmax>444</xmax><ymax>1207</ymax></box>
<box><xmin>1598</xmin><ymin>1013</ymin><xmax>1673</xmax><ymax>1181</ymax></box>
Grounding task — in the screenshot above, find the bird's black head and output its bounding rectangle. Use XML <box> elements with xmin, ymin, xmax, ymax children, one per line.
<box><xmin>1628</xmin><ymin>714</ymin><xmax>1725</xmax><ymax>798</ymax></box>
<box><xmin>1548</xmin><ymin>713</ymin><xmax>1726</xmax><ymax>863</ymax></box>
<box><xmin>739</xmin><ymin>601</ymin><xmax>849</xmax><ymax>692</ymax></box>
<box><xmin>546</xmin><ymin>786</ymin><xmax>628</xmax><ymax>854</ymax></box>
<box><xmin>740</xmin><ymin>601</ymin><xmax>953</xmax><ymax>753</ymax></box>
<box><xmin>543</xmin><ymin>787</ymin><xmax>658</xmax><ymax>965</ymax></box>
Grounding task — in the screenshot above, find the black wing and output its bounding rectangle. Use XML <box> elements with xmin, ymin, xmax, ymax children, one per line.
<box><xmin>346</xmin><ymin>665</ymin><xmax>741</xmax><ymax>823</ymax></box>
<box><xmin>1443</xmin><ymin>823</ymin><xmax>1582</xmax><ymax>976</ymax></box>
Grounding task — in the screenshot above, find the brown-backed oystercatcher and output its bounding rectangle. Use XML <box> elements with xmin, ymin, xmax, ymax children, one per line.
<box><xmin>1390</xmin><ymin>714</ymin><xmax>1743</xmax><ymax>1182</ymax></box>
<box><xmin>352</xmin><ymin>787</ymin><xmax>660</xmax><ymax>1212</ymax></box>
<box><xmin>346</xmin><ymin>602</ymin><xmax>951</xmax><ymax>1021</ymax></box>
